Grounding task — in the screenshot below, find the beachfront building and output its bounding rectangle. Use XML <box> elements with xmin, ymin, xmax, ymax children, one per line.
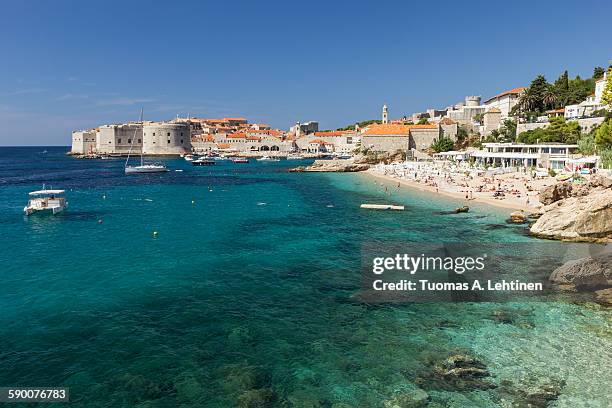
<box><xmin>483</xmin><ymin>87</ymin><xmax>525</xmax><ymax>119</ymax></box>
<box><xmin>71</xmin><ymin>129</ymin><xmax>98</xmax><ymax>154</ymax></box>
<box><xmin>471</xmin><ymin>143</ymin><xmax>579</xmax><ymax>170</ymax></box>
<box><xmin>361</xmin><ymin>123</ymin><xmax>442</xmax><ymax>153</ymax></box>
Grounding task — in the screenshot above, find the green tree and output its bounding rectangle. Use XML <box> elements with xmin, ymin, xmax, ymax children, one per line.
<box><xmin>593</xmin><ymin>66</ymin><xmax>605</xmax><ymax>80</ymax></box>
<box><xmin>431</xmin><ymin>137</ymin><xmax>454</xmax><ymax>153</ymax></box>
<box><xmin>516</xmin><ymin>117</ymin><xmax>581</xmax><ymax>144</ymax></box>
<box><xmin>417</xmin><ymin>117</ymin><xmax>429</xmax><ymax>125</ymax></box>
<box><xmin>594</xmin><ymin>120</ymin><xmax>612</xmax><ymax>148</ymax></box>
<box><xmin>456</xmin><ymin>125</ymin><xmax>468</xmax><ymax>142</ymax></box>
<box><xmin>577</xmin><ymin>133</ymin><xmax>597</xmax><ymax>155</ymax></box>
<box><xmin>553</xmin><ymin>70</ymin><xmax>570</xmax><ymax>107</ymax></box>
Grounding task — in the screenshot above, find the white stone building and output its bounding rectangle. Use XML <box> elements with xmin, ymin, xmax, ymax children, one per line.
<box><xmin>96</xmin><ymin>124</ymin><xmax>143</xmax><ymax>154</ymax></box>
<box><xmin>71</xmin><ymin>129</ymin><xmax>98</xmax><ymax>154</ymax></box>
<box><xmin>471</xmin><ymin>142</ymin><xmax>579</xmax><ymax>170</ymax></box>
<box><xmin>483</xmin><ymin>87</ymin><xmax>525</xmax><ymax>119</ymax></box>
<box><xmin>447</xmin><ymin>96</ymin><xmax>486</xmax><ymax>124</ymax></box>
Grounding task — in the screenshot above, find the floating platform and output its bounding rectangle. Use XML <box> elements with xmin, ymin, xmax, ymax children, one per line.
<box><xmin>360</xmin><ymin>204</ymin><xmax>405</xmax><ymax>211</ymax></box>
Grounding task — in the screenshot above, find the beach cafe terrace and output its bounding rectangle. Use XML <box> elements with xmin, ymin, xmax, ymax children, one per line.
<box><xmin>470</xmin><ymin>143</ymin><xmax>579</xmax><ymax>170</ymax></box>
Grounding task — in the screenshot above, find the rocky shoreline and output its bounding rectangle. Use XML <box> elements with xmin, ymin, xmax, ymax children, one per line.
<box><xmin>549</xmin><ymin>247</ymin><xmax>612</xmax><ymax>306</ymax></box>
<box><xmin>529</xmin><ymin>175</ymin><xmax>612</xmax><ymax>242</ymax></box>
<box><xmin>289</xmin><ymin>159</ymin><xmax>371</xmax><ymax>173</ymax></box>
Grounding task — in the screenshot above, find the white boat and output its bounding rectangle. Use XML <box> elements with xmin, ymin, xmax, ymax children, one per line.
<box><xmin>24</xmin><ymin>187</ymin><xmax>68</xmax><ymax>216</ymax></box>
<box><xmin>125</xmin><ymin>109</ymin><xmax>169</xmax><ymax>174</ymax></box>
<box><xmin>257</xmin><ymin>155</ymin><xmax>280</xmax><ymax>162</ymax></box>
<box><xmin>125</xmin><ymin>164</ymin><xmax>170</xmax><ymax>174</ymax></box>
<box><xmin>286</xmin><ymin>153</ymin><xmax>304</xmax><ymax>160</ymax></box>
<box><xmin>184</xmin><ymin>154</ymin><xmax>195</xmax><ymax>162</ymax></box>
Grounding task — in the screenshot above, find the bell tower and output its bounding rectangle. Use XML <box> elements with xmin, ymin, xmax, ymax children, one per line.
<box><xmin>382</xmin><ymin>104</ymin><xmax>388</xmax><ymax>124</ymax></box>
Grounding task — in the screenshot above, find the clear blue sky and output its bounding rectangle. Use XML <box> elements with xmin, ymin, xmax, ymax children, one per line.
<box><xmin>1</xmin><ymin>0</ymin><xmax>611</xmax><ymax>146</ymax></box>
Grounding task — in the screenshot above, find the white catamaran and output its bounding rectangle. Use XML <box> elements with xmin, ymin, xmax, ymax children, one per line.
<box><xmin>24</xmin><ymin>185</ymin><xmax>68</xmax><ymax>216</ymax></box>
<box><xmin>125</xmin><ymin>109</ymin><xmax>169</xmax><ymax>174</ymax></box>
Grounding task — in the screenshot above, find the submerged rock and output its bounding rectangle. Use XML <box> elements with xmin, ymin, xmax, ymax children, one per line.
<box><xmin>416</xmin><ymin>352</ymin><xmax>495</xmax><ymax>392</ymax></box>
<box><xmin>549</xmin><ymin>253</ymin><xmax>612</xmax><ymax>290</ymax></box>
<box><xmin>498</xmin><ymin>378</ymin><xmax>565</xmax><ymax>408</ymax></box>
<box><xmin>383</xmin><ymin>388</ymin><xmax>429</xmax><ymax>408</ymax></box>
<box><xmin>237</xmin><ymin>388</ymin><xmax>275</xmax><ymax>408</ymax></box>
<box><xmin>595</xmin><ymin>287</ymin><xmax>612</xmax><ymax>306</ymax></box>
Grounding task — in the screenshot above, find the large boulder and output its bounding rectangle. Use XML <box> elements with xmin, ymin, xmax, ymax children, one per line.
<box><xmin>539</xmin><ymin>182</ymin><xmax>572</xmax><ymax>205</ymax></box>
<box><xmin>530</xmin><ymin>188</ymin><xmax>612</xmax><ymax>242</ymax></box>
<box><xmin>589</xmin><ymin>174</ymin><xmax>612</xmax><ymax>189</ymax></box>
<box><xmin>296</xmin><ymin>159</ymin><xmax>370</xmax><ymax>172</ymax></box>
<box><xmin>549</xmin><ymin>252</ymin><xmax>612</xmax><ymax>289</ymax></box>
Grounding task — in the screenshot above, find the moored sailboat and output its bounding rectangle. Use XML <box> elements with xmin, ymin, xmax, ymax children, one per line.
<box><xmin>125</xmin><ymin>109</ymin><xmax>169</xmax><ymax>174</ymax></box>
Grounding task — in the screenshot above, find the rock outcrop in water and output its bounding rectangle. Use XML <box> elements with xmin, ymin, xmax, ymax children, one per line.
<box><xmin>290</xmin><ymin>159</ymin><xmax>370</xmax><ymax>173</ymax></box>
<box><xmin>530</xmin><ymin>175</ymin><xmax>612</xmax><ymax>242</ymax></box>
<box><xmin>549</xmin><ymin>252</ymin><xmax>612</xmax><ymax>290</ymax></box>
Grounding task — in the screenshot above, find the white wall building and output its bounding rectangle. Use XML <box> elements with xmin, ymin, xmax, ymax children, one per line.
<box><xmin>471</xmin><ymin>143</ymin><xmax>579</xmax><ymax>170</ymax></box>
<box><xmin>71</xmin><ymin>129</ymin><xmax>98</xmax><ymax>154</ymax></box>
<box><xmin>594</xmin><ymin>72</ymin><xmax>607</xmax><ymax>105</ymax></box>
<box><xmin>483</xmin><ymin>87</ymin><xmax>525</xmax><ymax>119</ymax></box>
<box><xmin>96</xmin><ymin>124</ymin><xmax>142</xmax><ymax>154</ymax></box>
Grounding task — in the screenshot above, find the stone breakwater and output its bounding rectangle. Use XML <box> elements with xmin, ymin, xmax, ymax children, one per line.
<box><xmin>530</xmin><ymin>175</ymin><xmax>612</xmax><ymax>242</ymax></box>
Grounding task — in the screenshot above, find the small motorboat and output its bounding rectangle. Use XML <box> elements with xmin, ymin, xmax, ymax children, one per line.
<box><xmin>455</xmin><ymin>206</ymin><xmax>470</xmax><ymax>213</ymax></box>
<box><xmin>192</xmin><ymin>158</ymin><xmax>215</xmax><ymax>166</ymax></box>
<box><xmin>184</xmin><ymin>154</ymin><xmax>195</xmax><ymax>162</ymax></box>
<box><xmin>24</xmin><ymin>186</ymin><xmax>68</xmax><ymax>216</ymax></box>
<box><xmin>286</xmin><ymin>154</ymin><xmax>304</xmax><ymax>160</ymax></box>
<box><xmin>232</xmin><ymin>158</ymin><xmax>249</xmax><ymax>164</ymax></box>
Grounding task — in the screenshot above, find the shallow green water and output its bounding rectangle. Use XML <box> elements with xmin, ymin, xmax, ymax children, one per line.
<box><xmin>0</xmin><ymin>147</ymin><xmax>610</xmax><ymax>407</ymax></box>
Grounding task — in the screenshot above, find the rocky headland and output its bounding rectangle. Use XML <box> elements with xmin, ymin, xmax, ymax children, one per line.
<box><xmin>289</xmin><ymin>159</ymin><xmax>370</xmax><ymax>173</ymax></box>
<box><xmin>530</xmin><ymin>174</ymin><xmax>612</xmax><ymax>242</ymax></box>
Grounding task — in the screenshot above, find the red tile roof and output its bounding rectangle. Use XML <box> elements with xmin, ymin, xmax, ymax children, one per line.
<box><xmin>484</xmin><ymin>87</ymin><xmax>526</xmax><ymax>103</ymax></box>
<box><xmin>364</xmin><ymin>124</ymin><xmax>410</xmax><ymax>136</ymax></box>
<box><xmin>313</xmin><ymin>131</ymin><xmax>348</xmax><ymax>137</ymax></box>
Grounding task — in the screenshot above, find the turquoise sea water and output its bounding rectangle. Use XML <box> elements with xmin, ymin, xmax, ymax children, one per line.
<box><xmin>0</xmin><ymin>147</ymin><xmax>610</xmax><ymax>407</ymax></box>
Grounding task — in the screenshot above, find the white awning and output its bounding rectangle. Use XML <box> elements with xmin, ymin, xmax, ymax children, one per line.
<box><xmin>29</xmin><ymin>189</ymin><xmax>65</xmax><ymax>196</ymax></box>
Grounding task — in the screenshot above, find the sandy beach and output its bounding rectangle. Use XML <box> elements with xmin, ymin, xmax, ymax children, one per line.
<box><xmin>365</xmin><ymin>163</ymin><xmax>559</xmax><ymax>212</ymax></box>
